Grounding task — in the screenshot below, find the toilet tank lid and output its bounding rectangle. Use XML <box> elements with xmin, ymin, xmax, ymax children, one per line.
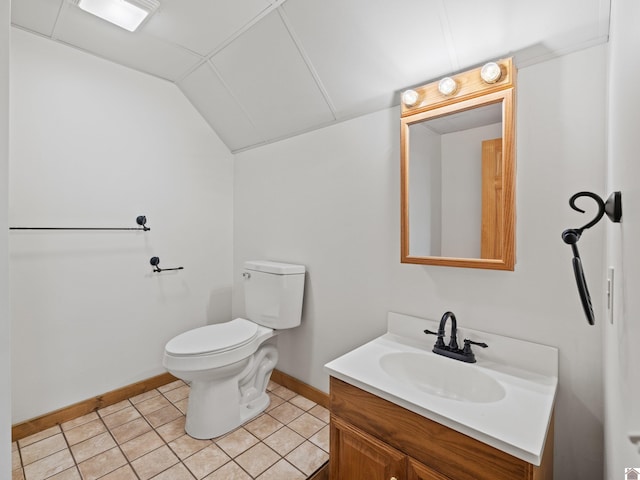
<box><xmin>244</xmin><ymin>260</ymin><xmax>305</xmax><ymax>275</ymax></box>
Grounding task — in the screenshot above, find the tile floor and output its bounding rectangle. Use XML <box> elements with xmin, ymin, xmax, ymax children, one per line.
<box><xmin>12</xmin><ymin>379</ymin><xmax>330</xmax><ymax>480</ymax></box>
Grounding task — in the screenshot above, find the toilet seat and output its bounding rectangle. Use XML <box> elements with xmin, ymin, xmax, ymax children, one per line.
<box><xmin>165</xmin><ymin>318</ymin><xmax>259</xmax><ymax>357</ymax></box>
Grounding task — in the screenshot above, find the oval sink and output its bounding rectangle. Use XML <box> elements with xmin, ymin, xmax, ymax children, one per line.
<box><xmin>379</xmin><ymin>352</ymin><xmax>506</xmax><ymax>403</ymax></box>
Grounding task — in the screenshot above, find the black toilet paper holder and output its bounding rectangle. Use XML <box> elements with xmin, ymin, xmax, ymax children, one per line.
<box><xmin>150</xmin><ymin>256</ymin><xmax>184</xmax><ymax>273</ymax></box>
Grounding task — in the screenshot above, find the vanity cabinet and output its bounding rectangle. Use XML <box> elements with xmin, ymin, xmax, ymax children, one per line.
<box><xmin>329</xmin><ymin>377</ymin><xmax>553</xmax><ymax>480</ymax></box>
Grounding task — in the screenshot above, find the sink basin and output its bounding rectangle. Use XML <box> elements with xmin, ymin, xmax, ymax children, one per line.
<box><xmin>380</xmin><ymin>351</ymin><xmax>506</xmax><ymax>403</ymax></box>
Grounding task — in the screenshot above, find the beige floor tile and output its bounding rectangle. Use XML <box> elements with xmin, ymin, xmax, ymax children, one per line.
<box><xmin>256</xmin><ymin>459</ymin><xmax>305</xmax><ymax>480</ymax></box>
<box><xmin>109</xmin><ymin>417</ymin><xmax>152</xmax><ymax>444</ymax></box>
<box><xmin>18</xmin><ymin>425</ymin><xmax>61</xmax><ymax>448</ymax></box>
<box><xmin>285</xmin><ymin>441</ymin><xmax>329</xmax><ymax>476</ymax></box>
<box><xmin>70</xmin><ymin>431</ymin><xmax>116</xmax><ymax>463</ymax></box>
<box><xmin>216</xmin><ymin>428</ymin><xmax>259</xmax><ymax>458</ymax></box>
<box><xmin>12</xmin><ymin>446</ymin><xmax>22</xmax><ymax>470</ymax></box>
<box><xmin>99</xmin><ymin>465</ymin><xmax>138</xmax><ymax>480</ymax></box>
<box><xmin>169</xmin><ymin>434</ymin><xmax>212</xmax><ymax>460</ymax></box>
<box><xmin>145</xmin><ymin>404</ymin><xmax>183</xmax><ymax>428</ymax></box>
<box><xmin>288</xmin><ymin>412</ymin><xmax>326</xmax><ymax>438</ymax></box>
<box><xmin>244</xmin><ymin>414</ymin><xmax>283</xmax><ymax>440</ymax></box>
<box><xmin>265</xmin><ymin>393</ymin><xmax>284</xmax><ymax>412</ymax></box>
<box><xmin>48</xmin><ymin>467</ymin><xmax>81</xmax><ymax>479</ymax></box>
<box><xmin>308</xmin><ymin>405</ymin><xmax>330</xmax><ymax>423</ymax></box>
<box><xmin>131</xmin><ymin>445</ymin><xmax>179</xmax><ymax>480</ymax></box>
<box><xmin>77</xmin><ymin>447</ymin><xmax>127</xmax><ymax>480</ymax></box>
<box><xmin>309</xmin><ymin>425</ymin><xmax>329</xmax><ymax>452</ymax></box>
<box><xmin>98</xmin><ymin>400</ymin><xmax>131</xmax><ymax>417</ymax></box>
<box><xmin>24</xmin><ymin>448</ymin><xmax>75</xmax><ymax>480</ymax></box>
<box><xmin>174</xmin><ymin>398</ymin><xmax>189</xmax><ymax>414</ymax></box>
<box><xmin>156</xmin><ymin>416</ymin><xmax>187</xmax><ymax>443</ymax></box>
<box><xmin>234</xmin><ymin>443</ymin><xmax>280</xmax><ymax>478</ymax></box>
<box><xmin>266</xmin><ymin>380</ymin><xmax>278</xmax><ymax>391</ymax></box>
<box><xmin>20</xmin><ymin>434</ymin><xmax>67</xmax><ymax>466</ymax></box>
<box><xmin>135</xmin><ymin>394</ymin><xmax>171</xmax><ymax>415</ymax></box>
<box><xmin>12</xmin><ymin>468</ymin><xmax>24</xmax><ymax>480</ymax></box>
<box><xmin>271</xmin><ymin>386</ymin><xmax>296</xmax><ymax>401</ymax></box>
<box><xmin>263</xmin><ymin>426</ymin><xmax>304</xmax><ymax>456</ymax></box>
<box><xmin>183</xmin><ymin>444</ymin><xmax>231</xmax><ymax>479</ymax></box>
<box><xmin>202</xmin><ymin>461</ymin><xmax>251</xmax><ymax>480</ymax></box>
<box><xmin>64</xmin><ymin>419</ymin><xmax>107</xmax><ymax>446</ymax></box>
<box><xmin>130</xmin><ymin>389</ymin><xmax>160</xmax><ymax>405</ymax></box>
<box><xmin>152</xmin><ymin>462</ymin><xmax>197</xmax><ymax>480</ymax></box>
<box><xmin>164</xmin><ymin>384</ymin><xmax>190</xmax><ymax>404</ymax></box>
<box><xmin>268</xmin><ymin>402</ymin><xmax>304</xmax><ymax>425</ymax></box>
<box><xmin>120</xmin><ymin>430</ymin><xmax>164</xmax><ymax>461</ymax></box>
<box><xmin>61</xmin><ymin>412</ymin><xmax>99</xmax><ymax>432</ymax></box>
<box><xmin>158</xmin><ymin>380</ymin><xmax>186</xmax><ymax>393</ymax></box>
<box><xmin>102</xmin><ymin>406</ymin><xmax>142</xmax><ymax>430</ymax></box>
<box><xmin>15</xmin><ymin>380</ymin><xmax>326</xmax><ymax>480</ymax></box>
<box><xmin>289</xmin><ymin>395</ymin><xmax>316</xmax><ymax>411</ymax></box>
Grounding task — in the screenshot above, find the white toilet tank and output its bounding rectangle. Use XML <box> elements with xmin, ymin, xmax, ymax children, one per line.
<box><xmin>243</xmin><ymin>260</ymin><xmax>305</xmax><ymax>329</ymax></box>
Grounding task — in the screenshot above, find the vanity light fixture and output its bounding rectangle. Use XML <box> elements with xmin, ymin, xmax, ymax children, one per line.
<box><xmin>438</xmin><ymin>77</ymin><xmax>458</xmax><ymax>96</ymax></box>
<box><xmin>70</xmin><ymin>0</ymin><xmax>160</xmax><ymax>32</ymax></box>
<box><xmin>480</xmin><ymin>62</ymin><xmax>502</xmax><ymax>84</ymax></box>
<box><xmin>401</xmin><ymin>89</ymin><xmax>420</xmax><ymax>107</ymax></box>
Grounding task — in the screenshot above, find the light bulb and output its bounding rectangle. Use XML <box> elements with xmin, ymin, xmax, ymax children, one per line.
<box><xmin>480</xmin><ymin>62</ymin><xmax>502</xmax><ymax>84</ymax></box>
<box><xmin>402</xmin><ymin>89</ymin><xmax>419</xmax><ymax>107</ymax></box>
<box><xmin>438</xmin><ymin>77</ymin><xmax>457</xmax><ymax>96</ymax></box>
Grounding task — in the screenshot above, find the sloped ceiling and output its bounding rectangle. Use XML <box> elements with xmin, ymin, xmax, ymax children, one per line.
<box><xmin>11</xmin><ymin>0</ymin><xmax>610</xmax><ymax>152</ymax></box>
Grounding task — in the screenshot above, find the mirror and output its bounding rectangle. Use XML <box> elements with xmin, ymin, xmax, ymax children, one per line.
<box><xmin>400</xmin><ymin>58</ymin><xmax>516</xmax><ymax>270</ymax></box>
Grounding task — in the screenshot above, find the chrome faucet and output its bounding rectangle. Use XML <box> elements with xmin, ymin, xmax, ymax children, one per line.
<box><xmin>424</xmin><ymin>311</ymin><xmax>488</xmax><ymax>363</ymax></box>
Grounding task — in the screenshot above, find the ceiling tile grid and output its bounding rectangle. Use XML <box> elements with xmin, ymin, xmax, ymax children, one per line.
<box><xmin>10</xmin><ymin>0</ymin><xmax>611</xmax><ymax>152</ymax></box>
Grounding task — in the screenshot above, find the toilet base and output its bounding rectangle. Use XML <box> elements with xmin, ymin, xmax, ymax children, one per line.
<box><xmin>182</xmin><ymin>344</ymin><xmax>278</xmax><ymax>439</ymax></box>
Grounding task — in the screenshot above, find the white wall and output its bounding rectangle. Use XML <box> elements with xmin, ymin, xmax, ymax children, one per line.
<box><xmin>9</xmin><ymin>29</ymin><xmax>234</xmax><ymax>423</ymax></box>
<box><xmin>604</xmin><ymin>0</ymin><xmax>640</xmax><ymax>476</ymax></box>
<box><xmin>441</xmin><ymin>122</ymin><xmax>502</xmax><ymax>258</ymax></box>
<box><xmin>408</xmin><ymin>124</ymin><xmax>441</xmax><ymax>256</ymax></box>
<box><xmin>234</xmin><ymin>45</ymin><xmax>607</xmax><ymax>479</ymax></box>
<box><xmin>1</xmin><ymin>0</ymin><xmax>11</xmax><ymax>477</ymax></box>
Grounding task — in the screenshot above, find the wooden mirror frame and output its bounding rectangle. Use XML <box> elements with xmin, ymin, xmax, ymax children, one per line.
<box><xmin>400</xmin><ymin>58</ymin><xmax>516</xmax><ymax>270</ymax></box>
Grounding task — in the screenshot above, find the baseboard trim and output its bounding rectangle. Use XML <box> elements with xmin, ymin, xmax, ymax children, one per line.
<box><xmin>12</xmin><ymin>369</ymin><xmax>329</xmax><ymax>442</ymax></box>
<box><xmin>12</xmin><ymin>372</ymin><xmax>177</xmax><ymax>442</ymax></box>
<box><xmin>270</xmin><ymin>370</ymin><xmax>330</xmax><ymax>409</ymax></box>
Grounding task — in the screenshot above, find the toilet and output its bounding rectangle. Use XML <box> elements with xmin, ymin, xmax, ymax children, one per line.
<box><xmin>163</xmin><ymin>260</ymin><xmax>305</xmax><ymax>439</ymax></box>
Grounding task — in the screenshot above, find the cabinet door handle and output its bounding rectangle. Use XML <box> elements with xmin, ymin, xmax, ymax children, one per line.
<box><xmin>390</xmin><ymin>477</ymin><xmax>398</xmax><ymax>480</ymax></box>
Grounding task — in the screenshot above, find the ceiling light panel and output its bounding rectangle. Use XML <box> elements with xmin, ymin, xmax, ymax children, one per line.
<box><xmin>70</xmin><ymin>0</ymin><xmax>160</xmax><ymax>32</ymax></box>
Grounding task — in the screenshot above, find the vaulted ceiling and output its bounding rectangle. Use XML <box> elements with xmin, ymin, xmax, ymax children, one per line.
<box><xmin>11</xmin><ymin>0</ymin><xmax>610</xmax><ymax>152</ymax></box>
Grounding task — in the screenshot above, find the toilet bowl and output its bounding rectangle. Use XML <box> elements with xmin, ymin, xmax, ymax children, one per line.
<box><xmin>163</xmin><ymin>260</ymin><xmax>305</xmax><ymax>439</ymax></box>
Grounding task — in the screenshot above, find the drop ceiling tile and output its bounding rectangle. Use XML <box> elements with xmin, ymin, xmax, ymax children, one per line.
<box><xmin>11</xmin><ymin>0</ymin><xmax>64</xmax><ymax>37</ymax></box>
<box><xmin>143</xmin><ymin>0</ymin><xmax>272</xmax><ymax>56</ymax></box>
<box><xmin>282</xmin><ymin>0</ymin><xmax>452</xmax><ymax>118</ymax></box>
<box><xmin>442</xmin><ymin>0</ymin><xmax>608</xmax><ymax>67</ymax></box>
<box><xmin>178</xmin><ymin>62</ymin><xmax>265</xmax><ymax>152</ymax></box>
<box><xmin>211</xmin><ymin>9</ymin><xmax>335</xmax><ymax>142</ymax></box>
<box><xmin>53</xmin><ymin>4</ymin><xmax>202</xmax><ymax>81</ymax></box>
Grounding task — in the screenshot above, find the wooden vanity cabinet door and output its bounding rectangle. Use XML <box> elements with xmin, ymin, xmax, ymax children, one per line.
<box><xmin>408</xmin><ymin>458</ymin><xmax>454</xmax><ymax>480</ymax></box>
<box><xmin>330</xmin><ymin>416</ymin><xmax>406</xmax><ymax>480</ymax></box>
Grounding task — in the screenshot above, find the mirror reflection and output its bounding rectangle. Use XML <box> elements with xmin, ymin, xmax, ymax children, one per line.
<box><xmin>408</xmin><ymin>102</ymin><xmax>502</xmax><ymax>259</ymax></box>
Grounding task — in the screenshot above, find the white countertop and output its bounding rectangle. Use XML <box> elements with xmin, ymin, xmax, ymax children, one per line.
<box><xmin>324</xmin><ymin>312</ymin><xmax>558</xmax><ymax>466</ymax></box>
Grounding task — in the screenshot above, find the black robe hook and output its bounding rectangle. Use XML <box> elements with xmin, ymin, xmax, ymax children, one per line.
<box><xmin>562</xmin><ymin>191</ymin><xmax>622</xmax><ymax>326</ymax></box>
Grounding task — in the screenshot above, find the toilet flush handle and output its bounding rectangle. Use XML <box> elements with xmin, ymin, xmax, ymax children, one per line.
<box><xmin>243</xmin><ymin>272</ymin><xmax>251</xmax><ymax>279</ymax></box>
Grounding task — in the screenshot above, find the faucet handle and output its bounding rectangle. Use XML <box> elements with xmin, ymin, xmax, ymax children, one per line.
<box><xmin>424</xmin><ymin>329</ymin><xmax>446</xmax><ymax>348</ymax></box>
<box><xmin>463</xmin><ymin>339</ymin><xmax>488</xmax><ymax>355</ymax></box>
